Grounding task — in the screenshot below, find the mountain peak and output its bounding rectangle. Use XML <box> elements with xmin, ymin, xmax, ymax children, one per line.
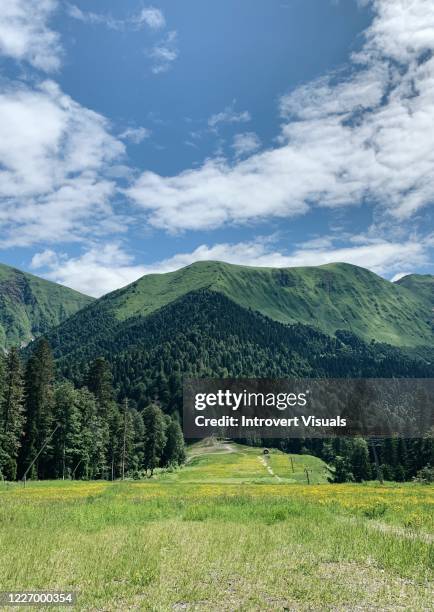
<box><xmin>88</xmin><ymin>260</ymin><xmax>432</xmax><ymax>348</ymax></box>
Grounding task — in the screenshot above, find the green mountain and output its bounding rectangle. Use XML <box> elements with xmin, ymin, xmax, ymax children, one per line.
<box><xmin>38</xmin><ymin>261</ymin><xmax>433</xmax><ymax>410</ymax></box>
<box><xmin>80</xmin><ymin>261</ymin><xmax>432</xmax><ymax>349</ymax></box>
<box><xmin>395</xmin><ymin>273</ymin><xmax>434</xmax><ymax>309</ymax></box>
<box><xmin>0</xmin><ymin>263</ymin><xmax>94</xmax><ymax>350</ymax></box>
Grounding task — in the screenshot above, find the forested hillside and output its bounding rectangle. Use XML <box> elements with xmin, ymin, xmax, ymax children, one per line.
<box><xmin>0</xmin><ymin>342</ymin><xmax>184</xmax><ymax>481</ymax></box>
<box><xmin>44</xmin><ymin>290</ymin><xmax>433</xmax><ymax>414</ymax></box>
<box><xmin>0</xmin><ymin>263</ymin><xmax>94</xmax><ymax>350</ymax></box>
<box><xmin>5</xmin><ymin>262</ymin><xmax>433</xmax><ymax>484</ymax></box>
<box><xmin>73</xmin><ymin>261</ymin><xmax>433</xmax><ymax>349</ymax></box>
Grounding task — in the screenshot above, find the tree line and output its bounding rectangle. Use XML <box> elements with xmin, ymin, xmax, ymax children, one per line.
<box><xmin>264</xmin><ymin>436</ymin><xmax>434</xmax><ymax>483</ymax></box>
<box><xmin>46</xmin><ymin>290</ymin><xmax>434</xmax><ymax>416</ymax></box>
<box><xmin>2</xmin><ymin>287</ymin><xmax>433</xmax><ymax>484</ymax></box>
<box><xmin>0</xmin><ymin>340</ymin><xmax>185</xmax><ymax>481</ymax></box>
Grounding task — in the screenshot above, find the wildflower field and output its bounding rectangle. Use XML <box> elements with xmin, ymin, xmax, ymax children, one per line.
<box><xmin>0</xmin><ymin>441</ymin><xmax>432</xmax><ymax>610</ymax></box>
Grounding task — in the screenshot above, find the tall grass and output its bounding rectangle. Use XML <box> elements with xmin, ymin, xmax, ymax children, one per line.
<box><xmin>0</xmin><ymin>443</ymin><xmax>432</xmax><ymax>610</ymax></box>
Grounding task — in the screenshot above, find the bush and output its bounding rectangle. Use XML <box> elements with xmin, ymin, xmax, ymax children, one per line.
<box><xmin>414</xmin><ymin>464</ymin><xmax>434</xmax><ymax>484</ymax></box>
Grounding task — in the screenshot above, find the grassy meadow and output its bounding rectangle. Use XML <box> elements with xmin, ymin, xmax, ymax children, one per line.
<box><xmin>0</xmin><ymin>440</ymin><xmax>433</xmax><ymax>610</ymax></box>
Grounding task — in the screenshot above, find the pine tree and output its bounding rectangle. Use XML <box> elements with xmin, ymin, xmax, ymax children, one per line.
<box><xmin>52</xmin><ymin>382</ymin><xmax>82</xmax><ymax>479</ymax></box>
<box><xmin>130</xmin><ymin>407</ymin><xmax>144</xmax><ymax>476</ymax></box>
<box><xmin>76</xmin><ymin>387</ymin><xmax>106</xmax><ymax>479</ymax></box>
<box><xmin>162</xmin><ymin>415</ymin><xmax>186</xmax><ymax>467</ymax></box>
<box><xmin>350</xmin><ymin>438</ymin><xmax>371</xmax><ymax>482</ymax></box>
<box><xmin>119</xmin><ymin>398</ymin><xmax>136</xmax><ymax>479</ymax></box>
<box><xmin>86</xmin><ymin>357</ymin><xmax>114</xmax><ymax>408</ymax></box>
<box><xmin>0</xmin><ymin>348</ymin><xmax>25</xmax><ymax>480</ymax></box>
<box><xmin>0</xmin><ymin>354</ymin><xmax>5</xmax><ymax>406</ymax></box>
<box><xmin>142</xmin><ymin>403</ymin><xmax>167</xmax><ymax>476</ymax></box>
<box><xmin>85</xmin><ymin>357</ymin><xmax>120</xmax><ymax>479</ymax></box>
<box><xmin>0</xmin><ymin>354</ymin><xmax>7</xmax><ymax>478</ymax></box>
<box><xmin>20</xmin><ymin>339</ymin><xmax>55</xmax><ymax>480</ymax></box>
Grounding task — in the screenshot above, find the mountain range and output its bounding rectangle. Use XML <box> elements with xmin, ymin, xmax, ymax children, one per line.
<box><xmin>4</xmin><ymin>260</ymin><xmax>425</xmax><ymax>408</ymax></box>
<box><xmin>81</xmin><ymin>261</ymin><xmax>433</xmax><ymax>349</ymax></box>
<box><xmin>1</xmin><ymin>260</ymin><xmax>432</xmax><ymax>406</ymax></box>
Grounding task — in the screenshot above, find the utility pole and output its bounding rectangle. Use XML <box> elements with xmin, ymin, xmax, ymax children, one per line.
<box><xmin>22</xmin><ymin>423</ymin><xmax>60</xmax><ymax>487</ymax></box>
<box><xmin>121</xmin><ymin>398</ymin><xmax>128</xmax><ymax>480</ymax></box>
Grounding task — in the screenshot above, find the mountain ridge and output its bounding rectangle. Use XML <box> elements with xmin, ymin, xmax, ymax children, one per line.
<box><xmin>0</xmin><ymin>262</ymin><xmax>94</xmax><ymax>350</ymax></box>
<box><xmin>85</xmin><ymin>260</ymin><xmax>433</xmax><ymax>349</ymax></box>
<box><xmin>45</xmin><ymin>288</ymin><xmax>433</xmax><ymax>410</ymax></box>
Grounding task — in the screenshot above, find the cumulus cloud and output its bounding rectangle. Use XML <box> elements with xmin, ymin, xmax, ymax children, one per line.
<box><xmin>135</xmin><ymin>7</ymin><xmax>165</xmax><ymax>30</ymax></box>
<box><xmin>32</xmin><ymin>233</ymin><xmax>430</xmax><ymax>296</ymax></box>
<box><xmin>31</xmin><ymin>243</ymin><xmax>149</xmax><ymax>297</ymax></box>
<box><xmin>232</xmin><ymin>132</ymin><xmax>261</xmax><ymax>158</ymax></box>
<box><xmin>148</xmin><ymin>31</ymin><xmax>178</xmax><ymax>74</ymax></box>
<box><xmin>127</xmin><ymin>0</ymin><xmax>434</xmax><ymax>230</ymax></box>
<box><xmin>119</xmin><ymin>126</ymin><xmax>151</xmax><ymax>144</ymax></box>
<box><xmin>208</xmin><ymin>102</ymin><xmax>251</xmax><ymax>128</ymax></box>
<box><xmin>0</xmin><ymin>80</ymin><xmax>125</xmax><ymax>247</ymax></box>
<box><xmin>0</xmin><ymin>0</ymin><xmax>62</xmax><ymax>71</ymax></box>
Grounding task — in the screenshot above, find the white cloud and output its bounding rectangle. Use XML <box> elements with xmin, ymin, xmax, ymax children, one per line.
<box><xmin>149</xmin><ymin>31</ymin><xmax>178</xmax><ymax>74</ymax></box>
<box><xmin>355</xmin><ymin>0</ymin><xmax>434</xmax><ymax>64</ymax></box>
<box><xmin>119</xmin><ymin>126</ymin><xmax>151</xmax><ymax>144</ymax></box>
<box><xmin>135</xmin><ymin>7</ymin><xmax>165</xmax><ymax>30</ymax></box>
<box><xmin>67</xmin><ymin>4</ymin><xmax>165</xmax><ymax>31</ymax></box>
<box><xmin>0</xmin><ymin>0</ymin><xmax>61</xmax><ymax>71</ymax></box>
<box><xmin>159</xmin><ymin>236</ymin><xmax>427</xmax><ymax>278</ymax></box>
<box><xmin>31</xmin><ymin>243</ymin><xmax>147</xmax><ymax>297</ymax></box>
<box><xmin>232</xmin><ymin>132</ymin><xmax>261</xmax><ymax>158</ymax></box>
<box><xmin>127</xmin><ymin>0</ymin><xmax>434</xmax><ymax>230</ymax></box>
<box><xmin>33</xmin><ymin>234</ymin><xmax>430</xmax><ymax>297</ymax></box>
<box><xmin>0</xmin><ymin>80</ymin><xmax>125</xmax><ymax>247</ymax></box>
<box><xmin>208</xmin><ymin>103</ymin><xmax>251</xmax><ymax>128</ymax></box>
<box><xmin>30</xmin><ymin>248</ymin><xmax>58</xmax><ymax>269</ymax></box>
<box><xmin>66</xmin><ymin>5</ymin><xmax>120</xmax><ymax>29</ymax></box>
<box><xmin>391</xmin><ymin>271</ymin><xmax>412</xmax><ymax>283</ymax></box>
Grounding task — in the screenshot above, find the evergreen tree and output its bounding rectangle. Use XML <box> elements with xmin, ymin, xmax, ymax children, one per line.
<box><xmin>162</xmin><ymin>415</ymin><xmax>186</xmax><ymax>467</ymax></box>
<box><xmin>76</xmin><ymin>387</ymin><xmax>106</xmax><ymax>479</ymax></box>
<box><xmin>0</xmin><ymin>348</ymin><xmax>25</xmax><ymax>480</ymax></box>
<box><xmin>85</xmin><ymin>357</ymin><xmax>120</xmax><ymax>479</ymax></box>
<box><xmin>350</xmin><ymin>438</ymin><xmax>371</xmax><ymax>482</ymax></box>
<box><xmin>86</xmin><ymin>357</ymin><xmax>114</xmax><ymax>408</ymax></box>
<box><xmin>52</xmin><ymin>382</ymin><xmax>82</xmax><ymax>479</ymax></box>
<box><xmin>0</xmin><ymin>354</ymin><xmax>7</xmax><ymax>478</ymax></box>
<box><xmin>142</xmin><ymin>403</ymin><xmax>167</xmax><ymax>476</ymax></box>
<box><xmin>0</xmin><ymin>354</ymin><xmax>4</xmax><ymax>406</ymax></box>
<box><xmin>119</xmin><ymin>398</ymin><xmax>136</xmax><ymax>479</ymax></box>
<box><xmin>129</xmin><ymin>407</ymin><xmax>144</xmax><ymax>476</ymax></box>
<box><xmin>20</xmin><ymin>339</ymin><xmax>55</xmax><ymax>480</ymax></box>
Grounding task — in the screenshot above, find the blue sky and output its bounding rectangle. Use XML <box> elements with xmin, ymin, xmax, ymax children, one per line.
<box><xmin>0</xmin><ymin>0</ymin><xmax>433</xmax><ymax>295</ymax></box>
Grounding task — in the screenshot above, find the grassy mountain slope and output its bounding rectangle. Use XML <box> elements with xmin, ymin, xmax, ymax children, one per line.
<box><xmin>176</xmin><ymin>439</ymin><xmax>330</xmax><ymax>484</ymax></box>
<box><xmin>396</xmin><ymin>273</ymin><xmax>434</xmax><ymax>309</ymax></box>
<box><xmin>84</xmin><ymin>261</ymin><xmax>432</xmax><ymax>349</ymax></box>
<box><xmin>0</xmin><ymin>263</ymin><xmax>94</xmax><ymax>350</ymax></box>
<box><xmin>46</xmin><ymin>290</ymin><xmax>432</xmax><ymax>411</ymax></box>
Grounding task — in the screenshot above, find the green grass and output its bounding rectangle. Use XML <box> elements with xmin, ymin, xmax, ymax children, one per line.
<box><xmin>92</xmin><ymin>260</ymin><xmax>433</xmax><ymax>348</ymax></box>
<box><xmin>0</xmin><ymin>441</ymin><xmax>432</xmax><ymax>610</ymax></box>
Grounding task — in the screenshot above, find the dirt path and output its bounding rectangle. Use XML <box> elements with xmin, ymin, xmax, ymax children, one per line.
<box><xmin>258</xmin><ymin>456</ymin><xmax>282</xmax><ymax>481</ymax></box>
